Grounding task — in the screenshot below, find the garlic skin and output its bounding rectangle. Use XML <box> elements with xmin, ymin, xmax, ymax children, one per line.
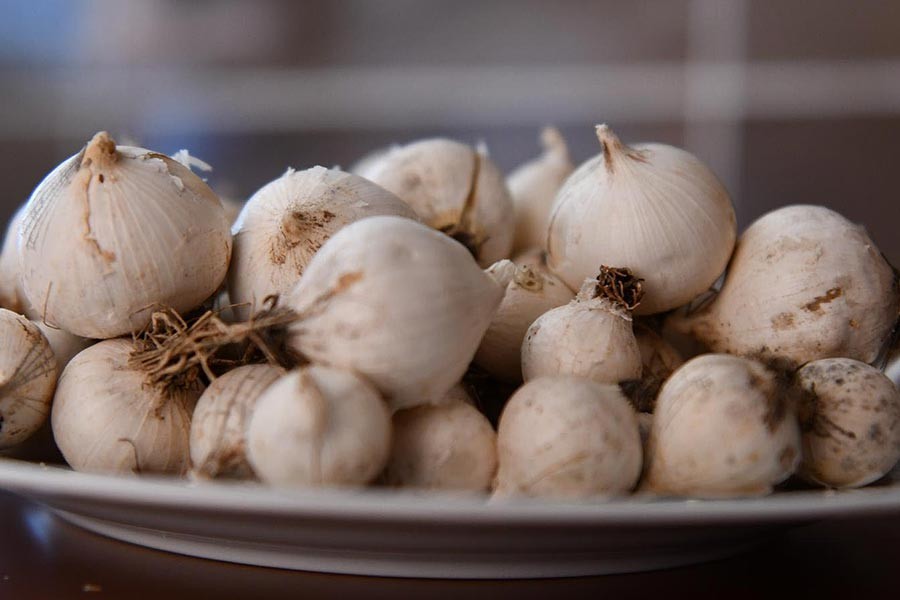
<box><xmin>0</xmin><ymin>207</ymin><xmax>35</xmax><ymax>317</ymax></box>
<box><xmin>358</xmin><ymin>138</ymin><xmax>515</xmax><ymax>266</ymax></box>
<box><xmin>19</xmin><ymin>132</ymin><xmax>232</xmax><ymax>338</ymax></box>
<box><xmin>52</xmin><ymin>339</ymin><xmax>198</xmax><ymax>474</ymax></box>
<box><xmin>547</xmin><ymin>125</ymin><xmax>736</xmax><ymax>315</ymax></box>
<box><xmin>247</xmin><ymin>366</ymin><xmax>391</xmax><ymax>487</ymax></box>
<box><xmin>190</xmin><ymin>364</ymin><xmax>283</xmax><ymax>479</ymax></box>
<box><xmin>508</xmin><ymin>127</ymin><xmax>574</xmax><ymax>254</ymax></box>
<box><xmin>32</xmin><ymin>321</ymin><xmax>93</xmax><ymax>375</ymax></box>
<box><xmin>794</xmin><ymin>358</ymin><xmax>900</xmax><ymax>489</ymax></box>
<box><xmin>0</xmin><ymin>309</ymin><xmax>57</xmax><ymax>449</ymax></box>
<box><xmin>621</xmin><ymin>322</ymin><xmax>684</xmax><ymax>413</ymax></box>
<box><xmin>228</xmin><ymin>166</ymin><xmax>417</xmax><ymax>318</ymax></box>
<box><xmin>669</xmin><ymin>205</ymin><xmax>899</xmax><ymax>370</ymax></box>
<box><xmin>495</xmin><ymin>377</ymin><xmax>642</xmax><ymax>499</ymax></box>
<box><xmin>644</xmin><ymin>354</ymin><xmax>801</xmax><ymax>498</ymax></box>
<box><xmin>286</xmin><ymin>216</ymin><xmax>504</xmax><ymax>411</ymax></box>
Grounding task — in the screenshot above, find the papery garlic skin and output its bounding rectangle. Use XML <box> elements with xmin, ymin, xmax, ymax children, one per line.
<box><xmin>547</xmin><ymin>125</ymin><xmax>736</xmax><ymax>315</ymax></box>
<box><xmin>508</xmin><ymin>127</ymin><xmax>574</xmax><ymax>254</ymax></box>
<box><xmin>358</xmin><ymin>138</ymin><xmax>514</xmax><ymax>266</ymax></box>
<box><xmin>495</xmin><ymin>377</ymin><xmax>641</xmax><ymax>499</ymax></box>
<box><xmin>794</xmin><ymin>358</ymin><xmax>900</xmax><ymax>489</ymax></box>
<box><xmin>32</xmin><ymin>321</ymin><xmax>93</xmax><ymax>375</ymax></box>
<box><xmin>19</xmin><ymin>132</ymin><xmax>232</xmax><ymax>338</ymax></box>
<box><xmin>0</xmin><ymin>309</ymin><xmax>57</xmax><ymax>449</ymax></box>
<box><xmin>190</xmin><ymin>364</ymin><xmax>283</xmax><ymax>479</ymax></box>
<box><xmin>228</xmin><ymin>166</ymin><xmax>417</xmax><ymax>319</ymax></box>
<box><xmin>247</xmin><ymin>366</ymin><xmax>391</xmax><ymax>487</ymax></box>
<box><xmin>670</xmin><ymin>205</ymin><xmax>899</xmax><ymax>369</ymax></box>
<box><xmin>286</xmin><ymin>216</ymin><xmax>504</xmax><ymax>411</ymax></box>
<box><xmin>644</xmin><ymin>354</ymin><xmax>800</xmax><ymax>498</ymax></box>
<box><xmin>51</xmin><ymin>339</ymin><xmax>198</xmax><ymax>474</ymax></box>
<box><xmin>0</xmin><ymin>207</ymin><xmax>33</xmax><ymax>316</ymax></box>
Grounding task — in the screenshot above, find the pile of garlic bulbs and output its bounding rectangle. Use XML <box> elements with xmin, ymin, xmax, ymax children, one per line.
<box><xmin>2</xmin><ymin>125</ymin><xmax>899</xmax><ymax>502</ymax></box>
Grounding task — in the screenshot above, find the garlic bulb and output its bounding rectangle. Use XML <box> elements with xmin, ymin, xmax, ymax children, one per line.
<box><xmin>508</xmin><ymin>127</ymin><xmax>574</xmax><ymax>254</ymax></box>
<box><xmin>51</xmin><ymin>338</ymin><xmax>198</xmax><ymax>474</ymax></box>
<box><xmin>621</xmin><ymin>322</ymin><xmax>684</xmax><ymax>412</ymax></box>
<box><xmin>33</xmin><ymin>321</ymin><xmax>93</xmax><ymax>375</ymax></box>
<box><xmin>190</xmin><ymin>364</ymin><xmax>283</xmax><ymax>479</ymax></box>
<box><xmin>228</xmin><ymin>166</ymin><xmax>417</xmax><ymax>318</ymax></box>
<box><xmin>247</xmin><ymin>366</ymin><xmax>391</xmax><ymax>487</ymax></box>
<box><xmin>357</xmin><ymin>138</ymin><xmax>514</xmax><ymax>266</ymax></box>
<box><xmin>521</xmin><ymin>268</ymin><xmax>642</xmax><ymax>384</ymax></box>
<box><xmin>495</xmin><ymin>376</ymin><xmax>642</xmax><ymax>499</ymax></box>
<box><xmin>0</xmin><ymin>207</ymin><xmax>32</xmax><ymax>316</ymax></box>
<box><xmin>285</xmin><ymin>216</ymin><xmax>505</xmax><ymax>411</ymax></box>
<box><xmin>0</xmin><ymin>309</ymin><xmax>57</xmax><ymax>449</ymax></box>
<box><xmin>669</xmin><ymin>205</ymin><xmax>899</xmax><ymax>370</ymax></box>
<box><xmin>794</xmin><ymin>358</ymin><xmax>900</xmax><ymax>488</ymax></box>
<box><xmin>643</xmin><ymin>354</ymin><xmax>801</xmax><ymax>498</ymax></box>
<box><xmin>547</xmin><ymin>124</ymin><xmax>736</xmax><ymax>315</ymax></box>
<box><xmin>19</xmin><ymin>132</ymin><xmax>232</xmax><ymax>338</ymax></box>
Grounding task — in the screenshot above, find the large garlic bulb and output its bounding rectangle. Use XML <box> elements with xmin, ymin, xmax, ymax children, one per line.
<box><xmin>547</xmin><ymin>125</ymin><xmax>736</xmax><ymax>314</ymax></box>
<box><xmin>669</xmin><ymin>205</ymin><xmax>899</xmax><ymax>369</ymax></box>
<box><xmin>0</xmin><ymin>309</ymin><xmax>57</xmax><ymax>449</ymax></box>
<box><xmin>19</xmin><ymin>132</ymin><xmax>232</xmax><ymax>338</ymax></box>
<box><xmin>32</xmin><ymin>321</ymin><xmax>93</xmax><ymax>375</ymax></box>
<box><xmin>0</xmin><ymin>207</ymin><xmax>29</xmax><ymax>315</ymax></box>
<box><xmin>643</xmin><ymin>354</ymin><xmax>801</xmax><ymax>498</ymax></box>
<box><xmin>52</xmin><ymin>339</ymin><xmax>198</xmax><ymax>474</ymax></box>
<box><xmin>285</xmin><ymin>216</ymin><xmax>505</xmax><ymax>411</ymax></box>
<box><xmin>357</xmin><ymin>138</ymin><xmax>514</xmax><ymax>266</ymax></box>
<box><xmin>228</xmin><ymin>166</ymin><xmax>418</xmax><ymax>318</ymax></box>
<box><xmin>508</xmin><ymin>127</ymin><xmax>574</xmax><ymax>254</ymax></box>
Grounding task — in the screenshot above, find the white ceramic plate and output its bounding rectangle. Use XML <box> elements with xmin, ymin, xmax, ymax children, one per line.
<box><xmin>1</xmin><ymin>458</ymin><xmax>899</xmax><ymax>579</ymax></box>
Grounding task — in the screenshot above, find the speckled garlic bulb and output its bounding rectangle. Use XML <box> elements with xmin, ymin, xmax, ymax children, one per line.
<box><xmin>19</xmin><ymin>132</ymin><xmax>232</xmax><ymax>338</ymax></box>
<box><xmin>247</xmin><ymin>366</ymin><xmax>391</xmax><ymax>487</ymax></box>
<box><xmin>32</xmin><ymin>321</ymin><xmax>93</xmax><ymax>375</ymax></box>
<box><xmin>669</xmin><ymin>205</ymin><xmax>899</xmax><ymax>370</ymax></box>
<box><xmin>495</xmin><ymin>377</ymin><xmax>642</xmax><ymax>499</ymax></box>
<box><xmin>285</xmin><ymin>216</ymin><xmax>505</xmax><ymax>411</ymax></box>
<box><xmin>52</xmin><ymin>339</ymin><xmax>199</xmax><ymax>474</ymax></box>
<box><xmin>508</xmin><ymin>127</ymin><xmax>574</xmax><ymax>254</ymax></box>
<box><xmin>474</xmin><ymin>261</ymin><xmax>574</xmax><ymax>382</ymax></box>
<box><xmin>644</xmin><ymin>354</ymin><xmax>800</xmax><ymax>498</ymax></box>
<box><xmin>794</xmin><ymin>358</ymin><xmax>900</xmax><ymax>489</ymax></box>
<box><xmin>0</xmin><ymin>309</ymin><xmax>57</xmax><ymax>449</ymax></box>
<box><xmin>357</xmin><ymin>138</ymin><xmax>514</xmax><ymax>266</ymax></box>
<box><xmin>621</xmin><ymin>323</ymin><xmax>684</xmax><ymax>413</ymax></box>
<box><xmin>190</xmin><ymin>364</ymin><xmax>283</xmax><ymax>479</ymax></box>
<box><xmin>547</xmin><ymin>125</ymin><xmax>736</xmax><ymax>315</ymax></box>
<box><xmin>228</xmin><ymin>166</ymin><xmax>417</xmax><ymax>318</ymax></box>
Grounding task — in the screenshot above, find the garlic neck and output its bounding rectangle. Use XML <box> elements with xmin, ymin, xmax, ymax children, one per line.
<box><xmin>81</xmin><ymin>131</ymin><xmax>119</xmax><ymax>170</ymax></box>
<box><xmin>595</xmin><ymin>124</ymin><xmax>647</xmax><ymax>173</ymax></box>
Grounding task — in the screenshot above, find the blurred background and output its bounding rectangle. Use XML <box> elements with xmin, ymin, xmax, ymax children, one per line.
<box><xmin>1</xmin><ymin>0</ymin><xmax>899</xmax><ymax>260</ymax></box>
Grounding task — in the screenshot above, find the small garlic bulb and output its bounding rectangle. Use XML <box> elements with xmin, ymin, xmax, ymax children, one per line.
<box><xmin>52</xmin><ymin>339</ymin><xmax>198</xmax><ymax>474</ymax></box>
<box><xmin>285</xmin><ymin>216</ymin><xmax>505</xmax><ymax>411</ymax></box>
<box><xmin>32</xmin><ymin>321</ymin><xmax>93</xmax><ymax>375</ymax></box>
<box><xmin>669</xmin><ymin>205</ymin><xmax>899</xmax><ymax>370</ymax></box>
<box><xmin>357</xmin><ymin>138</ymin><xmax>515</xmax><ymax>266</ymax></box>
<box><xmin>547</xmin><ymin>124</ymin><xmax>736</xmax><ymax>314</ymax></box>
<box><xmin>228</xmin><ymin>166</ymin><xmax>418</xmax><ymax>318</ymax></box>
<box><xmin>495</xmin><ymin>376</ymin><xmax>642</xmax><ymax>499</ymax></box>
<box><xmin>0</xmin><ymin>309</ymin><xmax>57</xmax><ymax>449</ymax></box>
<box><xmin>190</xmin><ymin>364</ymin><xmax>283</xmax><ymax>479</ymax></box>
<box><xmin>19</xmin><ymin>132</ymin><xmax>232</xmax><ymax>338</ymax></box>
<box><xmin>644</xmin><ymin>354</ymin><xmax>801</xmax><ymax>498</ymax></box>
<box><xmin>794</xmin><ymin>358</ymin><xmax>900</xmax><ymax>489</ymax></box>
<box><xmin>508</xmin><ymin>127</ymin><xmax>574</xmax><ymax>254</ymax></box>
<box><xmin>247</xmin><ymin>366</ymin><xmax>391</xmax><ymax>487</ymax></box>
<box><xmin>621</xmin><ymin>322</ymin><xmax>684</xmax><ymax>413</ymax></box>
<box><xmin>474</xmin><ymin>261</ymin><xmax>574</xmax><ymax>382</ymax></box>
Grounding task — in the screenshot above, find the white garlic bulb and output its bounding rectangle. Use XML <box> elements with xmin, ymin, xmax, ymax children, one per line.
<box><xmin>32</xmin><ymin>321</ymin><xmax>93</xmax><ymax>375</ymax></box>
<box><xmin>644</xmin><ymin>354</ymin><xmax>801</xmax><ymax>498</ymax></box>
<box><xmin>621</xmin><ymin>322</ymin><xmax>684</xmax><ymax>412</ymax></box>
<box><xmin>508</xmin><ymin>127</ymin><xmax>574</xmax><ymax>254</ymax></box>
<box><xmin>358</xmin><ymin>138</ymin><xmax>515</xmax><ymax>266</ymax></box>
<box><xmin>0</xmin><ymin>309</ymin><xmax>57</xmax><ymax>449</ymax></box>
<box><xmin>669</xmin><ymin>205</ymin><xmax>899</xmax><ymax>370</ymax></box>
<box><xmin>794</xmin><ymin>358</ymin><xmax>900</xmax><ymax>488</ymax></box>
<box><xmin>19</xmin><ymin>132</ymin><xmax>232</xmax><ymax>338</ymax></box>
<box><xmin>52</xmin><ymin>338</ymin><xmax>199</xmax><ymax>474</ymax></box>
<box><xmin>495</xmin><ymin>376</ymin><xmax>642</xmax><ymax>499</ymax></box>
<box><xmin>474</xmin><ymin>261</ymin><xmax>574</xmax><ymax>383</ymax></box>
<box><xmin>285</xmin><ymin>216</ymin><xmax>505</xmax><ymax>411</ymax></box>
<box><xmin>190</xmin><ymin>364</ymin><xmax>283</xmax><ymax>479</ymax></box>
<box><xmin>547</xmin><ymin>124</ymin><xmax>736</xmax><ymax>315</ymax></box>
<box><xmin>247</xmin><ymin>366</ymin><xmax>391</xmax><ymax>487</ymax></box>
<box><xmin>0</xmin><ymin>207</ymin><xmax>29</xmax><ymax>315</ymax></box>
